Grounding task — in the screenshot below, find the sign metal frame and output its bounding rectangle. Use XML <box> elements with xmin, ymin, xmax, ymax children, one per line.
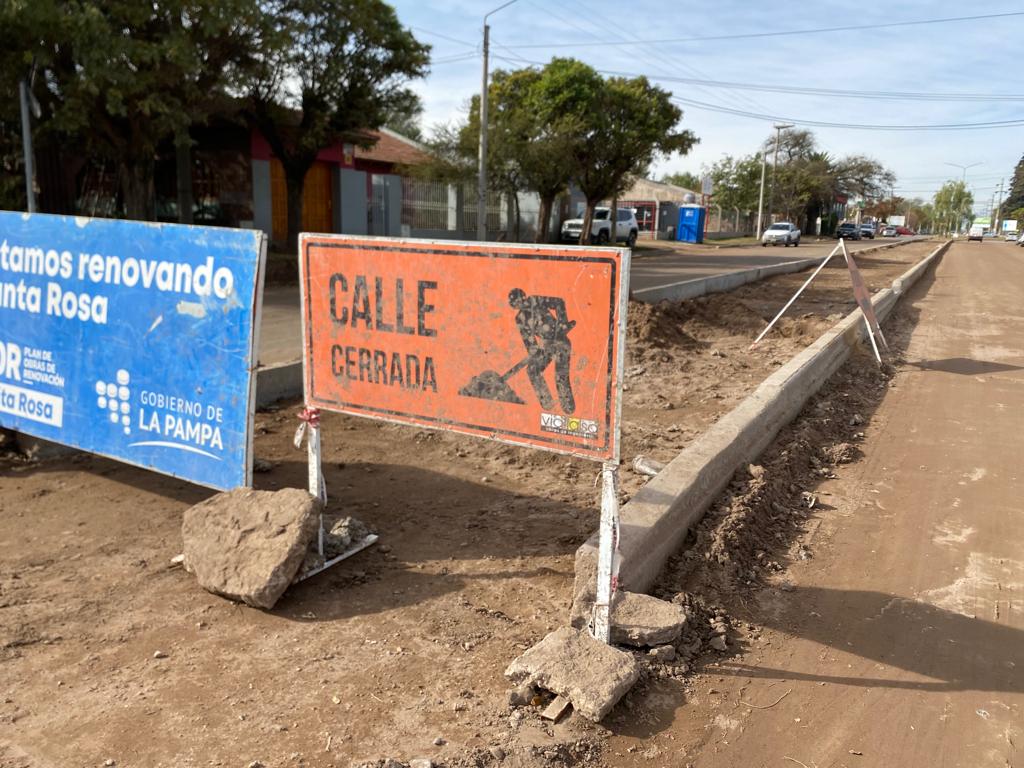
<box><xmin>296</xmin><ymin>233</ymin><xmax>630</xmax><ymax>640</ymax></box>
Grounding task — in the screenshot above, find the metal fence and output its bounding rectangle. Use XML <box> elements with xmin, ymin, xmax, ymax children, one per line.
<box><xmin>399</xmin><ymin>178</ymin><xmax>541</xmax><ymax>241</ymax></box>
<box><xmin>401</xmin><ymin>178</ymin><xmax>451</xmax><ymax>231</ymax></box>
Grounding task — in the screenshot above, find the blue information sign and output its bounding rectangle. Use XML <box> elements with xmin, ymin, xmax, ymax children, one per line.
<box><xmin>0</xmin><ymin>211</ymin><xmax>265</xmax><ymax>490</ymax></box>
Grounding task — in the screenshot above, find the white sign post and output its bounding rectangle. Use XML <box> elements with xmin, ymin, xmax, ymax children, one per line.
<box><xmin>592</xmin><ymin>461</ymin><xmax>622</xmax><ymax>643</ymax></box>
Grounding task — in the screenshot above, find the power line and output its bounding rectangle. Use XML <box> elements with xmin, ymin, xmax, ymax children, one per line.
<box><xmin>604</xmin><ymin>70</ymin><xmax>1024</xmax><ymax>103</ymax></box>
<box><xmin>490</xmin><ymin>53</ymin><xmax>1023</xmax><ymax>106</ymax></box>
<box><xmin>550</xmin><ymin>0</ymin><xmax>777</xmax><ymax>116</ymax></box>
<box><xmin>669</xmin><ymin>95</ymin><xmax>1024</xmax><ymax>131</ymax></box>
<box><xmin>430</xmin><ymin>53</ymin><xmax>480</xmax><ymax>66</ymax></box>
<box><xmin>412</xmin><ymin>26</ymin><xmax>477</xmax><ymax>49</ymax></box>
<box><xmin>500</xmin><ymin>11</ymin><xmax>1024</xmax><ymax>49</ymax></box>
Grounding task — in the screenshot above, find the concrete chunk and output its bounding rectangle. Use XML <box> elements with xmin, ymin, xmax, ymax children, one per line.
<box><xmin>182</xmin><ymin>488</ymin><xmax>321</xmax><ymax>609</ymax></box>
<box><xmin>610</xmin><ymin>591</ymin><xmax>687</xmax><ymax>647</ymax></box>
<box><xmin>504</xmin><ymin>627</ymin><xmax>639</xmax><ymax>721</ymax></box>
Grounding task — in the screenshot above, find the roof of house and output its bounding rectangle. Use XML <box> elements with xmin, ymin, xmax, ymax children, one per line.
<box><xmin>354</xmin><ymin>127</ymin><xmax>431</xmax><ymax>167</ymax></box>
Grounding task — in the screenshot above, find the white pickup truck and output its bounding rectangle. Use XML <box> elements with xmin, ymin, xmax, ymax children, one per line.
<box><xmin>561</xmin><ymin>207</ymin><xmax>639</xmax><ymax>246</ymax></box>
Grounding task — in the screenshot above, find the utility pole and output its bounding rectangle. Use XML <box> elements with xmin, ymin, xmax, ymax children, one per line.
<box><xmin>994</xmin><ymin>178</ymin><xmax>1005</xmax><ymax>234</ymax></box>
<box><xmin>755</xmin><ymin>150</ymin><xmax>767</xmax><ymax>236</ymax></box>
<box><xmin>18</xmin><ymin>78</ymin><xmax>36</xmax><ymax>213</ymax></box>
<box><xmin>766</xmin><ymin>122</ymin><xmax>793</xmax><ymax>225</ymax></box>
<box><xmin>477</xmin><ymin>0</ymin><xmax>519</xmax><ymax>242</ymax></box>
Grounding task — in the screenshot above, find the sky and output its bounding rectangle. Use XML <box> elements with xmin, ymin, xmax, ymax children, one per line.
<box><xmin>389</xmin><ymin>0</ymin><xmax>1024</xmax><ymax>215</ymax></box>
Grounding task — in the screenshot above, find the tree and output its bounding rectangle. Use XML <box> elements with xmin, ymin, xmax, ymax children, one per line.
<box><xmin>933</xmin><ymin>180</ymin><xmax>973</xmax><ymax>234</ymax></box>
<box><xmin>0</xmin><ymin>1</ymin><xmax>36</xmax><ymax>211</ymax></box>
<box><xmin>660</xmin><ymin>171</ymin><xmax>701</xmax><ymax>191</ymax></box>
<box><xmin>1003</xmin><ymin>153</ymin><xmax>1024</xmax><ymax>214</ymax></box>
<box><xmin>758</xmin><ymin>128</ymin><xmax>893</xmax><ymax>232</ymax></box>
<box><xmin>460</xmin><ymin>65</ymin><xmax>581</xmax><ymax>242</ymax></box>
<box><xmin>243</xmin><ymin>0</ymin><xmax>429</xmax><ymax>247</ymax></box>
<box><xmin>18</xmin><ymin>0</ymin><xmax>266</xmax><ymax>220</ymax></box>
<box><xmin>531</xmin><ymin>60</ymin><xmax>697</xmax><ymax>244</ymax></box>
<box><xmin>383</xmin><ymin>90</ymin><xmax>425</xmax><ymax>141</ymax></box>
<box><xmin>706</xmin><ymin>154</ymin><xmax>763</xmax><ymax>215</ymax></box>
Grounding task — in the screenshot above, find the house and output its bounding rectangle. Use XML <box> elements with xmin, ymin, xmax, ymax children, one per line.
<box><xmin>250</xmin><ymin>126</ymin><xmax>431</xmax><ymax>246</ymax></box>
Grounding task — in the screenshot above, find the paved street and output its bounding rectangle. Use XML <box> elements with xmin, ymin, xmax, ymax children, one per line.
<box><xmin>628</xmin><ymin>236</ymin><xmax>923</xmax><ymax>293</ymax></box>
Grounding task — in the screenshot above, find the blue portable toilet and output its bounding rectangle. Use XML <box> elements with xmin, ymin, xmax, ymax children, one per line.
<box><xmin>676</xmin><ymin>205</ymin><xmax>706</xmax><ymax>243</ymax></box>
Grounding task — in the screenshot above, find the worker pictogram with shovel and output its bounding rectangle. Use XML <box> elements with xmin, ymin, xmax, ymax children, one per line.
<box><xmin>459</xmin><ymin>288</ymin><xmax>576</xmax><ymax>413</ymax></box>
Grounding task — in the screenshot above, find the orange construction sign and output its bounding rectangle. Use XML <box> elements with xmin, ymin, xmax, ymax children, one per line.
<box><xmin>299</xmin><ymin>235</ymin><xmax>630</xmax><ymax>462</ymax></box>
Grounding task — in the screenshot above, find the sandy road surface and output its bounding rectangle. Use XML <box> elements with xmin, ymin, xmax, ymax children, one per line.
<box><xmin>607</xmin><ymin>240</ymin><xmax>1024</xmax><ymax>767</ymax></box>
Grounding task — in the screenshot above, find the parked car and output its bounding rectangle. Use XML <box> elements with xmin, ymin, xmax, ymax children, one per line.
<box><xmin>835</xmin><ymin>222</ymin><xmax>861</xmax><ymax>240</ymax></box>
<box><xmin>1004</xmin><ymin>230</ymin><xmax>1018</xmax><ymax>242</ymax></box>
<box><xmin>882</xmin><ymin>226</ymin><xmax>897</xmax><ymax>237</ymax></box>
<box><xmin>560</xmin><ymin>207</ymin><xmax>639</xmax><ymax>246</ymax></box>
<box><xmin>859</xmin><ymin>223</ymin><xmax>875</xmax><ymax>239</ymax></box>
<box><xmin>760</xmin><ymin>221</ymin><xmax>801</xmax><ymax>246</ymax></box>
<box><xmin>967</xmin><ymin>224</ymin><xmax>985</xmax><ymax>242</ymax></box>
<box><xmin>895</xmin><ymin>226</ymin><xmax>915</xmax><ymax>236</ymax></box>
<box><xmin>1017</xmin><ymin>231</ymin><xmax>1024</xmax><ymax>246</ymax></box>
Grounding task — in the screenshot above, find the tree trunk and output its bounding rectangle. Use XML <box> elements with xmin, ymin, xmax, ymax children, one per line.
<box><xmin>285</xmin><ymin>164</ymin><xmax>309</xmax><ymax>251</ymax></box>
<box><xmin>176</xmin><ymin>140</ymin><xmax>194</xmax><ymax>225</ymax></box>
<box><xmin>512</xmin><ymin>191</ymin><xmax>521</xmax><ymax>241</ymax></box>
<box><xmin>535</xmin><ymin>195</ymin><xmax>554</xmax><ymax>243</ymax></box>
<box><xmin>119</xmin><ymin>159</ymin><xmax>155</xmax><ymax>221</ymax></box>
<box><xmin>578</xmin><ymin>201</ymin><xmax>597</xmax><ymax>245</ymax></box>
<box><xmin>610</xmin><ymin>195</ymin><xmax>618</xmax><ymax>244</ymax></box>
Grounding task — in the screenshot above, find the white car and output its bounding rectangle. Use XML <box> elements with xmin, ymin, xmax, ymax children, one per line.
<box><xmin>761</xmin><ymin>222</ymin><xmax>801</xmax><ymax>247</ymax></box>
<box><xmin>561</xmin><ymin>207</ymin><xmax>639</xmax><ymax>246</ymax></box>
<box><xmin>1004</xmin><ymin>230</ymin><xmax>1018</xmax><ymax>242</ymax></box>
<box><xmin>1018</xmin><ymin>231</ymin><xmax>1024</xmax><ymax>247</ymax></box>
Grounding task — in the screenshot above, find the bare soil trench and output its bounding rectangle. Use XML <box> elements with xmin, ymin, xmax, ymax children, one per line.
<box><xmin>0</xmin><ymin>241</ymin><xmax>936</xmax><ymax>768</ymax></box>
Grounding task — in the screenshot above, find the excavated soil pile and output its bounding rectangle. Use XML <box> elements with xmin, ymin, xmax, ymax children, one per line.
<box><xmin>653</xmin><ymin>347</ymin><xmax>901</xmax><ymax>600</ymax></box>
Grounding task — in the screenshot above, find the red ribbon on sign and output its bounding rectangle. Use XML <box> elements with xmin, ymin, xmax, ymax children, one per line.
<box><xmin>297</xmin><ymin>406</ymin><xmax>321</xmax><ymax>429</ymax></box>
<box><xmin>294</xmin><ymin>405</ymin><xmax>322</xmax><ymax>449</ymax></box>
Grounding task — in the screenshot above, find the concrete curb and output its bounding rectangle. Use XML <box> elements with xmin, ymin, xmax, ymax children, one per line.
<box><xmin>572</xmin><ymin>239</ymin><xmax>952</xmax><ymax>614</ymax></box>
<box><xmin>255</xmin><ymin>360</ymin><xmax>302</xmax><ymax>409</ymax></box>
<box><xmin>631</xmin><ymin>237</ymin><xmax>929</xmax><ymax>304</ymax></box>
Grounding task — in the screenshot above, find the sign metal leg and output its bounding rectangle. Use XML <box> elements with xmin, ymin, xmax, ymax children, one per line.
<box><xmin>592</xmin><ymin>461</ymin><xmax>621</xmax><ymax>644</ymax></box>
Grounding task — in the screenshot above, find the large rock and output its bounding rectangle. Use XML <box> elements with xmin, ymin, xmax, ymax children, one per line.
<box><xmin>505</xmin><ymin>627</ymin><xmax>639</xmax><ymax>721</ymax></box>
<box><xmin>569</xmin><ymin>585</ymin><xmax>686</xmax><ymax>648</ymax></box>
<box><xmin>182</xmin><ymin>488</ymin><xmax>321</xmax><ymax>609</ymax></box>
<box><xmin>609</xmin><ymin>591</ymin><xmax>686</xmax><ymax>647</ymax></box>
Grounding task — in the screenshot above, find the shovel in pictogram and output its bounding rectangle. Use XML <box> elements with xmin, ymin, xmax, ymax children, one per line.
<box><xmin>458</xmin><ymin>357</ymin><xmax>530</xmax><ymax>404</ymax></box>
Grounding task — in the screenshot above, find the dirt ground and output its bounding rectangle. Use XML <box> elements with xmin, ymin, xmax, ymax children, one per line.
<box><xmin>1</xmin><ymin>240</ymin><xmax>939</xmax><ymax>768</ymax></box>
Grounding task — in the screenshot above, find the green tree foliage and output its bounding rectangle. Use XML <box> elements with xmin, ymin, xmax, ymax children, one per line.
<box><xmin>243</xmin><ymin>0</ymin><xmax>429</xmax><ymax>247</ymax></box>
<box><xmin>933</xmin><ymin>180</ymin><xmax>974</xmax><ymax>233</ymax></box>
<box><xmin>1003</xmin><ymin>154</ymin><xmax>1024</xmax><ymax>214</ymax></box>
<box><xmin>528</xmin><ymin>59</ymin><xmax>697</xmax><ymax>244</ymax></box>
<box><xmin>760</xmin><ymin>129</ymin><xmax>893</xmax><ymax>232</ymax></box>
<box><xmin>10</xmin><ymin>0</ymin><xmax>266</xmax><ymax>220</ymax></box>
<box><xmin>660</xmin><ymin>171</ymin><xmax>701</xmax><ymax>191</ymax></box>
<box><xmin>705</xmin><ymin>154</ymin><xmax>762</xmax><ymax>214</ymax></box>
<box><xmin>383</xmin><ymin>90</ymin><xmax>425</xmax><ymax>141</ymax></box>
<box><xmin>0</xmin><ymin>1</ymin><xmax>47</xmax><ymax>211</ymax></box>
<box><xmin>457</xmin><ymin>64</ymin><xmax>580</xmax><ymax>242</ymax></box>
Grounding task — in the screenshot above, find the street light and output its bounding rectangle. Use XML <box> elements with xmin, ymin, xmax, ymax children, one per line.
<box><xmin>757</xmin><ymin>122</ymin><xmax>792</xmax><ymax>234</ymax></box>
<box><xmin>943</xmin><ymin>161</ymin><xmax>983</xmax><ymax>182</ymax></box>
<box><xmin>477</xmin><ymin>0</ymin><xmax>519</xmax><ymax>241</ymax></box>
<box><xmin>942</xmin><ymin>162</ymin><xmax>983</xmax><ymax>234</ymax></box>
